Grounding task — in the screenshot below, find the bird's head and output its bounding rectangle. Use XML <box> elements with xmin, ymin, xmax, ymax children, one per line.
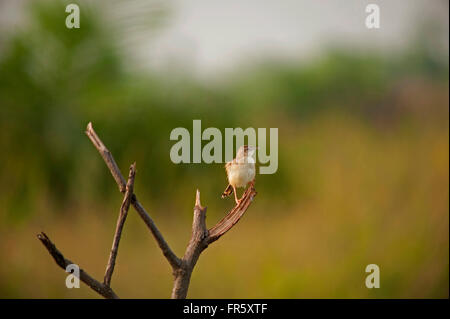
<box><xmin>237</xmin><ymin>145</ymin><xmax>258</xmax><ymax>160</ymax></box>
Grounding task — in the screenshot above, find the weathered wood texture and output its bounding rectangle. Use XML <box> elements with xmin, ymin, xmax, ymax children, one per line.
<box><xmin>37</xmin><ymin>122</ymin><xmax>257</xmax><ymax>298</ymax></box>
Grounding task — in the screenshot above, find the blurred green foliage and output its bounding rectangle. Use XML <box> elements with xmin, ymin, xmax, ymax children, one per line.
<box><xmin>0</xmin><ymin>1</ymin><xmax>448</xmax><ymax>298</ymax></box>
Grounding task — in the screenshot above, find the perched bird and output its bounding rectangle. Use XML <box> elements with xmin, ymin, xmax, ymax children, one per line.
<box><xmin>221</xmin><ymin>145</ymin><xmax>257</xmax><ymax>204</ymax></box>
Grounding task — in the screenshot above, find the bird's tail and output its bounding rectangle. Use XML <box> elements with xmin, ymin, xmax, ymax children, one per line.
<box><xmin>221</xmin><ymin>184</ymin><xmax>233</xmax><ymax>198</ymax></box>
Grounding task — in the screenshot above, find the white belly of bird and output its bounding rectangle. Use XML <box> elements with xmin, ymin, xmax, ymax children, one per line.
<box><xmin>228</xmin><ymin>163</ymin><xmax>255</xmax><ymax>188</ymax></box>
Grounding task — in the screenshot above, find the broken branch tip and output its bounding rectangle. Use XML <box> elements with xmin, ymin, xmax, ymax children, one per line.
<box><xmin>195</xmin><ymin>189</ymin><xmax>201</xmax><ymax>207</ymax></box>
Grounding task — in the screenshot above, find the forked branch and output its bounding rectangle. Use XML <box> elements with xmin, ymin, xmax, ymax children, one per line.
<box><xmin>104</xmin><ymin>162</ymin><xmax>136</xmax><ymax>287</ymax></box>
<box><xmin>85</xmin><ymin>122</ymin><xmax>181</xmax><ymax>270</ymax></box>
<box><xmin>171</xmin><ymin>187</ymin><xmax>257</xmax><ymax>298</ymax></box>
<box><xmin>37</xmin><ymin>122</ymin><xmax>257</xmax><ymax>298</ymax></box>
<box><xmin>37</xmin><ymin>232</ymin><xmax>119</xmax><ymax>299</ymax></box>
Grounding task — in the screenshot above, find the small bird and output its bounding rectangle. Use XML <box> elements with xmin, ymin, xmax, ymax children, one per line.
<box><xmin>221</xmin><ymin>145</ymin><xmax>257</xmax><ymax>204</ymax></box>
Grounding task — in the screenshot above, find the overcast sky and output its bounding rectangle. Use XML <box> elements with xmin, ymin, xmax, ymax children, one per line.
<box><xmin>1</xmin><ymin>0</ymin><xmax>448</xmax><ymax>79</ymax></box>
<box><xmin>135</xmin><ymin>0</ymin><xmax>448</xmax><ymax>78</ymax></box>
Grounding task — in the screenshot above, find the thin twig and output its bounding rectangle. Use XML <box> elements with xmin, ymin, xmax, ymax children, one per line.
<box><xmin>131</xmin><ymin>197</ymin><xmax>182</xmax><ymax>270</ymax></box>
<box><xmin>85</xmin><ymin>122</ymin><xmax>182</xmax><ymax>270</ymax></box>
<box><xmin>104</xmin><ymin>163</ymin><xmax>136</xmax><ymax>286</ymax></box>
<box><xmin>85</xmin><ymin>122</ymin><xmax>127</xmax><ymax>193</ymax></box>
<box><xmin>37</xmin><ymin>232</ymin><xmax>119</xmax><ymax>299</ymax></box>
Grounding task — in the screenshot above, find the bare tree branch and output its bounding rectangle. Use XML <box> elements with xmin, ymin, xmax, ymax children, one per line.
<box><xmin>85</xmin><ymin>122</ymin><xmax>126</xmax><ymax>193</ymax></box>
<box><xmin>171</xmin><ymin>187</ymin><xmax>257</xmax><ymax>298</ymax></box>
<box><xmin>104</xmin><ymin>162</ymin><xmax>136</xmax><ymax>287</ymax></box>
<box><xmin>38</xmin><ymin>122</ymin><xmax>257</xmax><ymax>299</ymax></box>
<box><xmin>37</xmin><ymin>232</ymin><xmax>119</xmax><ymax>299</ymax></box>
<box><xmin>131</xmin><ymin>197</ymin><xmax>182</xmax><ymax>270</ymax></box>
<box><xmin>208</xmin><ymin>186</ymin><xmax>257</xmax><ymax>244</ymax></box>
<box><xmin>85</xmin><ymin>122</ymin><xmax>182</xmax><ymax>270</ymax></box>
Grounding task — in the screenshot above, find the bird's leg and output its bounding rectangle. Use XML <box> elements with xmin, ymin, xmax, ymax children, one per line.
<box><xmin>233</xmin><ymin>185</ymin><xmax>241</xmax><ymax>205</ymax></box>
<box><xmin>248</xmin><ymin>178</ymin><xmax>255</xmax><ymax>189</ymax></box>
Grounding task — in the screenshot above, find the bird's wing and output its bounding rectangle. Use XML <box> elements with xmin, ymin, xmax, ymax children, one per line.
<box><xmin>224</xmin><ymin>161</ymin><xmax>233</xmax><ymax>175</ymax></box>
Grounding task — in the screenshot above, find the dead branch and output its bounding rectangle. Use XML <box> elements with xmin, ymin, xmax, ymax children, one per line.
<box><xmin>37</xmin><ymin>232</ymin><xmax>119</xmax><ymax>299</ymax></box>
<box><xmin>171</xmin><ymin>187</ymin><xmax>257</xmax><ymax>298</ymax></box>
<box><xmin>208</xmin><ymin>186</ymin><xmax>257</xmax><ymax>244</ymax></box>
<box><xmin>84</xmin><ymin>122</ymin><xmax>127</xmax><ymax>193</ymax></box>
<box><xmin>85</xmin><ymin>122</ymin><xmax>181</xmax><ymax>270</ymax></box>
<box><xmin>104</xmin><ymin>162</ymin><xmax>136</xmax><ymax>287</ymax></box>
<box><xmin>37</xmin><ymin>122</ymin><xmax>257</xmax><ymax>299</ymax></box>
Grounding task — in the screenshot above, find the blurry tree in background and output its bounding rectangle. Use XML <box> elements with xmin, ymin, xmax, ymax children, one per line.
<box><xmin>0</xmin><ymin>1</ymin><xmax>447</xmax><ymax>298</ymax></box>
